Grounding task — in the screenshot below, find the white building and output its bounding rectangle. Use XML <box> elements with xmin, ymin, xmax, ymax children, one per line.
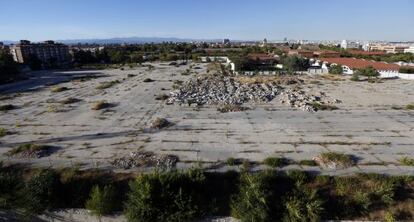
<box><xmin>404</xmin><ymin>46</ymin><xmax>414</xmax><ymax>54</ymax></box>
<box><xmin>341</xmin><ymin>40</ymin><xmax>361</xmax><ymax>50</ymax></box>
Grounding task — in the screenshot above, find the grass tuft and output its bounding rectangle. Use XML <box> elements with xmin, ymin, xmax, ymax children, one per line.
<box><xmin>91</xmin><ymin>101</ymin><xmax>111</xmax><ymax>110</ymax></box>
<box><xmin>51</xmin><ymin>86</ymin><xmax>69</xmax><ymax>93</ymax></box>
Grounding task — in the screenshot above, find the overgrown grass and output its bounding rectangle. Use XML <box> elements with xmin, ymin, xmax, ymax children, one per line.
<box><xmin>0</xmin><ymin>104</ymin><xmax>15</xmax><ymax>112</ymax></box>
<box><xmin>311</xmin><ymin>102</ymin><xmax>338</xmax><ymax>111</ymax></box>
<box><xmin>96</xmin><ymin>80</ymin><xmax>120</xmax><ymax>90</ymax></box>
<box><xmin>399</xmin><ymin>157</ymin><xmax>414</xmax><ymax>166</ymax></box>
<box><xmin>217</xmin><ymin>104</ymin><xmax>250</xmax><ymax>113</ymax></box>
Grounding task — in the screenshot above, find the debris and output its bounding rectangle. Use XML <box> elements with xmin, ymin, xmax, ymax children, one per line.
<box><xmin>111</xmin><ymin>151</ymin><xmax>179</xmax><ymax>170</ymax></box>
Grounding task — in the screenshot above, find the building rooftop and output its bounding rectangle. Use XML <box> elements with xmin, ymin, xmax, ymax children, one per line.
<box><xmin>320</xmin><ymin>57</ymin><xmax>400</xmax><ymax>71</ymax></box>
<box><xmin>349</xmin><ymin>50</ymin><xmax>386</xmax><ymax>56</ymax></box>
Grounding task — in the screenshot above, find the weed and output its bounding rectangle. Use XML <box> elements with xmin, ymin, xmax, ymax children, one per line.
<box><xmin>0</xmin><ymin>128</ymin><xmax>8</xmax><ymax>137</ymax></box>
<box><xmin>51</xmin><ymin>86</ymin><xmax>69</xmax><ymax>93</ymax></box>
<box><xmin>299</xmin><ymin>159</ymin><xmax>318</xmax><ymax>166</ymax></box>
<box><xmin>0</xmin><ymin>104</ymin><xmax>15</xmax><ymax>112</ymax></box>
<box><xmin>155</xmin><ymin>94</ymin><xmax>169</xmax><ymax>100</ymax></box>
<box><xmin>217</xmin><ymin>104</ymin><xmax>250</xmax><ymax>113</ymax></box>
<box><xmin>96</xmin><ymin>80</ymin><xmax>120</xmax><ymax>90</ymax></box>
<box><xmin>60</xmin><ymin>97</ymin><xmax>80</xmax><ymax>104</ymax></box>
<box><xmin>315</xmin><ymin>152</ymin><xmax>354</xmax><ymax>169</ymax></box>
<box><xmin>150</xmin><ymin>117</ymin><xmax>171</xmax><ymax>129</ymax></box>
<box><xmin>399</xmin><ymin>156</ymin><xmax>414</xmax><ymax>166</ymax></box>
<box><xmin>6</xmin><ymin>144</ymin><xmax>52</xmax><ymax>158</ymax></box>
<box><xmin>91</xmin><ymin>100</ymin><xmax>111</xmax><ymax>110</ymax></box>
<box><xmin>143</xmin><ymin>78</ymin><xmax>154</xmax><ymax>82</ymax></box>
<box><xmin>405</xmin><ymin>104</ymin><xmax>414</xmax><ymax>110</ymax></box>
<box><xmin>311</xmin><ymin>102</ymin><xmax>338</xmax><ymax>111</ymax></box>
<box><xmin>263</xmin><ymin>157</ymin><xmax>289</xmax><ymax>168</ymax></box>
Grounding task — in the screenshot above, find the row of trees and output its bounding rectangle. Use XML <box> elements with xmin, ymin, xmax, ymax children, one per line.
<box><xmin>2</xmin><ymin>165</ymin><xmax>408</xmax><ymax>221</ymax></box>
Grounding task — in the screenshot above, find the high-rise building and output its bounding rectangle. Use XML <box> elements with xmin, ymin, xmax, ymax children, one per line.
<box><xmin>10</xmin><ymin>40</ymin><xmax>71</xmax><ymax>68</ymax></box>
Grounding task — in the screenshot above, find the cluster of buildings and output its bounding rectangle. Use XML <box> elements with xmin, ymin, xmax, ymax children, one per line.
<box><xmin>341</xmin><ymin>40</ymin><xmax>414</xmax><ymax>54</ymax></box>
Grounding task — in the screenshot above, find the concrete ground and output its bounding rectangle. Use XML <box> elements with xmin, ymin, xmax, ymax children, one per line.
<box><xmin>0</xmin><ymin>62</ymin><xmax>413</xmax><ymax>175</ymax></box>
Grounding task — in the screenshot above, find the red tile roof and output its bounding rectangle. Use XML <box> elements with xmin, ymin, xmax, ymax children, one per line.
<box><xmin>321</xmin><ymin>58</ymin><xmax>400</xmax><ymax>71</ymax></box>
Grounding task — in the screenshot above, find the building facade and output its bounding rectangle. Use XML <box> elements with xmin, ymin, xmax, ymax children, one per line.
<box><xmin>404</xmin><ymin>46</ymin><xmax>414</xmax><ymax>54</ymax></box>
<box><xmin>341</xmin><ymin>40</ymin><xmax>361</xmax><ymax>50</ymax></box>
<box><xmin>10</xmin><ymin>40</ymin><xmax>71</xmax><ymax>68</ymax></box>
<box><xmin>368</xmin><ymin>44</ymin><xmax>409</xmax><ymax>54</ymax></box>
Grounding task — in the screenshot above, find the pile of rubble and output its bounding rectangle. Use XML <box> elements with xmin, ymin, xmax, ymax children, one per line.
<box><xmin>167</xmin><ymin>75</ymin><xmax>281</xmax><ymax>106</ymax></box>
<box><xmin>279</xmin><ymin>88</ymin><xmax>340</xmax><ymax>112</ymax></box>
<box><xmin>167</xmin><ymin>74</ymin><xmax>340</xmax><ymax>112</ymax></box>
<box><xmin>111</xmin><ymin>151</ymin><xmax>179</xmax><ymax>170</ymax></box>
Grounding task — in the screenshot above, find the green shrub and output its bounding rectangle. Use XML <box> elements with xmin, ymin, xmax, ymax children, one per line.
<box><xmin>124</xmin><ymin>169</ymin><xmax>209</xmax><ymax>222</ymax></box>
<box><xmin>0</xmin><ymin>104</ymin><xmax>15</xmax><ymax>112</ymax></box>
<box><xmin>0</xmin><ymin>128</ymin><xmax>7</xmax><ymax>137</ymax></box>
<box><xmin>329</xmin><ymin>65</ymin><xmax>343</xmax><ymax>75</ymax></box>
<box><xmin>263</xmin><ymin>157</ymin><xmax>289</xmax><ymax>168</ymax></box>
<box><xmin>0</xmin><ymin>165</ymin><xmax>23</xmax><ymax>209</ymax></box>
<box><xmin>231</xmin><ymin>173</ymin><xmax>272</xmax><ymax>222</ymax></box>
<box><xmin>283</xmin><ymin>187</ymin><xmax>324</xmax><ymax>222</ymax></box>
<box><xmin>22</xmin><ymin>169</ymin><xmax>61</xmax><ymax>215</ymax></box>
<box><xmin>85</xmin><ymin>185</ymin><xmax>117</xmax><ymax>217</ymax></box>
<box><xmin>350</xmin><ymin>73</ymin><xmax>360</xmax><ymax>81</ymax></box>
<box><xmin>311</xmin><ymin>102</ymin><xmax>338</xmax><ymax>111</ymax></box>
<box><xmin>317</xmin><ymin>152</ymin><xmax>354</xmax><ymax>168</ymax></box>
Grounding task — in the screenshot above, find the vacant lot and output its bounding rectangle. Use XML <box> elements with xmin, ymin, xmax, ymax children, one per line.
<box><xmin>0</xmin><ymin>62</ymin><xmax>413</xmax><ymax>175</ymax></box>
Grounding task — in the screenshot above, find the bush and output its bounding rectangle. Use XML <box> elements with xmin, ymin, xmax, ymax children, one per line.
<box><xmin>263</xmin><ymin>157</ymin><xmax>289</xmax><ymax>168</ymax></box>
<box><xmin>283</xmin><ymin>187</ymin><xmax>324</xmax><ymax>222</ymax></box>
<box><xmin>124</xmin><ymin>169</ymin><xmax>209</xmax><ymax>222</ymax></box>
<box><xmin>6</xmin><ymin>144</ymin><xmax>51</xmax><ymax>158</ymax></box>
<box><xmin>399</xmin><ymin>66</ymin><xmax>414</xmax><ymax>74</ymax></box>
<box><xmin>329</xmin><ymin>65</ymin><xmax>343</xmax><ymax>75</ymax></box>
<box><xmin>355</xmin><ymin>66</ymin><xmax>380</xmax><ymax>79</ymax></box>
<box><xmin>60</xmin><ymin>97</ymin><xmax>80</xmax><ymax>104</ymax></box>
<box><xmin>22</xmin><ymin>169</ymin><xmax>61</xmax><ymax>215</ymax></box>
<box><xmin>0</xmin><ymin>165</ymin><xmax>23</xmax><ymax>209</ymax></box>
<box><xmin>231</xmin><ymin>172</ymin><xmax>273</xmax><ymax>222</ymax></box>
<box><xmin>405</xmin><ymin>104</ymin><xmax>414</xmax><ymax>110</ymax></box>
<box><xmin>85</xmin><ymin>185</ymin><xmax>117</xmax><ymax>217</ymax></box>
<box><xmin>299</xmin><ymin>160</ymin><xmax>317</xmax><ymax>166</ymax></box>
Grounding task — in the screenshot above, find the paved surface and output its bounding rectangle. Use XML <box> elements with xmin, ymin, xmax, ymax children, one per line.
<box><xmin>0</xmin><ymin>62</ymin><xmax>413</xmax><ymax>175</ymax></box>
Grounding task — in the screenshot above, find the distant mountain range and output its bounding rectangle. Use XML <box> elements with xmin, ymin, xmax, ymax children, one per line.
<box><xmin>1</xmin><ymin>37</ymin><xmax>232</xmax><ymax>45</ymax></box>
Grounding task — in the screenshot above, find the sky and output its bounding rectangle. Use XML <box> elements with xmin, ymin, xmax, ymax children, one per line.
<box><xmin>1</xmin><ymin>0</ymin><xmax>413</xmax><ymax>42</ymax></box>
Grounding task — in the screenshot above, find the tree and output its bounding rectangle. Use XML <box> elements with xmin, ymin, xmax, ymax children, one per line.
<box><xmin>355</xmin><ymin>66</ymin><xmax>379</xmax><ymax>79</ymax></box>
<box><xmin>85</xmin><ymin>185</ymin><xmax>117</xmax><ymax>217</ymax></box>
<box><xmin>22</xmin><ymin>169</ymin><xmax>61</xmax><ymax>215</ymax></box>
<box><xmin>0</xmin><ymin>50</ymin><xmax>19</xmax><ymax>83</ymax></box>
<box><xmin>281</xmin><ymin>56</ymin><xmax>310</xmax><ymax>72</ymax></box>
<box><xmin>231</xmin><ymin>173</ymin><xmax>272</xmax><ymax>222</ymax></box>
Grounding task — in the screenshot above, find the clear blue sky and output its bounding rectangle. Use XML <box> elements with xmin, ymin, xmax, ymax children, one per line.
<box><xmin>1</xmin><ymin>0</ymin><xmax>413</xmax><ymax>41</ymax></box>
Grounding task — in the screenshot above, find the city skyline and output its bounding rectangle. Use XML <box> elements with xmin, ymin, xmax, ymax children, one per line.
<box><xmin>1</xmin><ymin>0</ymin><xmax>414</xmax><ymax>42</ymax></box>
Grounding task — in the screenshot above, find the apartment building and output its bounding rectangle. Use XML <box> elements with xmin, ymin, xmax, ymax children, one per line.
<box><xmin>10</xmin><ymin>40</ymin><xmax>71</xmax><ymax>68</ymax></box>
<box><xmin>340</xmin><ymin>40</ymin><xmax>361</xmax><ymax>49</ymax></box>
<box><xmin>368</xmin><ymin>44</ymin><xmax>409</xmax><ymax>54</ymax></box>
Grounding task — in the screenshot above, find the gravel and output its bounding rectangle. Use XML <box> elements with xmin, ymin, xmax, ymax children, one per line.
<box><xmin>111</xmin><ymin>151</ymin><xmax>179</xmax><ymax>170</ymax></box>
